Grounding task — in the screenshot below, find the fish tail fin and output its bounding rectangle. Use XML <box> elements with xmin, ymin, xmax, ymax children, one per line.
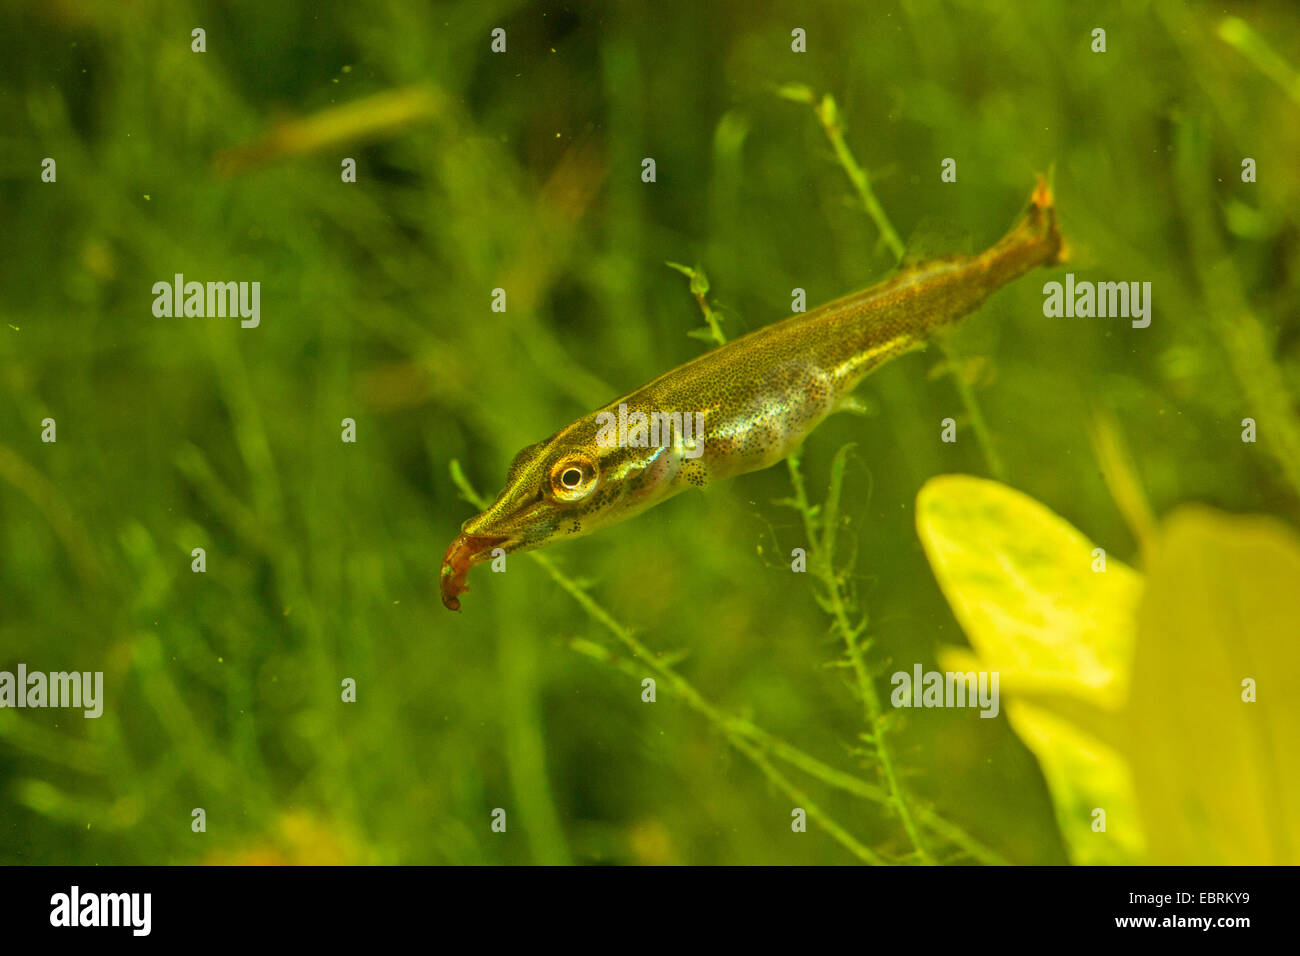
<box><xmin>1023</xmin><ymin>173</ymin><xmax>1067</xmax><ymax>265</ymax></box>
<box><xmin>984</xmin><ymin>175</ymin><xmax>1067</xmax><ymax>281</ymax></box>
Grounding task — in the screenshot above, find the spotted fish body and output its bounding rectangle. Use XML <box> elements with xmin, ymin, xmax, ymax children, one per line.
<box><xmin>441</xmin><ymin>182</ymin><xmax>1064</xmax><ymax>609</ymax></box>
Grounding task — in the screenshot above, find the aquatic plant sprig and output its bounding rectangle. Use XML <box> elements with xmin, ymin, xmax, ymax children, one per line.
<box><xmin>449</xmin><ymin>458</ymin><xmax>1005</xmax><ymax>864</ymax></box>
<box><xmin>665</xmin><ymin>261</ymin><xmax>726</xmax><ymax>346</ymax></box>
<box><xmin>1168</xmin><ymin>114</ymin><xmax>1300</xmax><ymax>505</ymax></box>
<box><xmin>1217</xmin><ymin>16</ymin><xmax>1300</xmax><ymax>106</ymax></box>
<box><xmin>778</xmin><ymin>446</ymin><xmax>935</xmax><ymax>865</ymax></box>
<box><xmin>776</xmin><ymin>85</ymin><xmax>903</xmax><ymax>259</ymax></box>
<box><xmin>660</xmin><ymin>269</ymin><xmax>977</xmax><ymax>864</ymax></box>
<box><xmin>449</xmin><ymin>459</ymin><xmax>881</xmax><ymax>862</ymax></box>
<box><xmin>778</xmin><ymin>83</ymin><xmax>1007</xmax><ymax>479</ymax></box>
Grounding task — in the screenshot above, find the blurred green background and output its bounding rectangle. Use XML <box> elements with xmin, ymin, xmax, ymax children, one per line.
<box><xmin>2</xmin><ymin>0</ymin><xmax>1298</xmax><ymax>865</ymax></box>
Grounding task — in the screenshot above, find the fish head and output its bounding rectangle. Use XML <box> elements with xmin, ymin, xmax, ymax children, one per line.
<box><xmin>440</xmin><ymin>410</ymin><xmax>689</xmax><ymax>610</ymax></box>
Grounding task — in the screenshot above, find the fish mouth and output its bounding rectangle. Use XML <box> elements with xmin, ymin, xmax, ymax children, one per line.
<box><xmin>440</xmin><ymin>532</ymin><xmax>509</xmax><ymax>611</ymax></box>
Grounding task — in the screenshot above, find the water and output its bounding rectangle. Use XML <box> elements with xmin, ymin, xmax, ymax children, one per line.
<box><xmin>1</xmin><ymin>0</ymin><xmax>1297</xmax><ymax>866</ymax></box>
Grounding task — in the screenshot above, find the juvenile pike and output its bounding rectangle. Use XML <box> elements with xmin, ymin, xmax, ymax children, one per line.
<box><xmin>441</xmin><ymin>180</ymin><xmax>1064</xmax><ymax>609</ymax></box>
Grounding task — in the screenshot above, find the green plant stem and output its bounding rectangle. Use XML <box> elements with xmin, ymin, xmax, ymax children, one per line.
<box><xmin>1171</xmin><ymin>116</ymin><xmax>1300</xmax><ymax>503</ymax></box>
<box><xmin>785</xmin><ymin>451</ymin><xmax>935</xmax><ymax>864</ymax></box>
<box><xmin>811</xmin><ymin>94</ymin><xmax>904</xmax><ymax>259</ymax></box>
<box><xmin>1218</xmin><ymin>16</ymin><xmax>1300</xmax><ymax>106</ymax></box>
<box><xmin>797</xmin><ymin>89</ymin><xmax>1002</xmax><ymax>479</ymax></box>
<box><xmin>452</xmin><ymin>461</ymin><xmax>1002</xmax><ymax>864</ymax></box>
<box><xmin>661</xmin><ymin>252</ymin><xmax>961</xmax><ymax>863</ymax></box>
<box><xmin>666</xmin><ymin>261</ymin><xmax>726</xmax><ymax>346</ymax></box>
<box><xmin>569</xmin><ymin>636</ymin><xmax>1007</xmax><ymax>865</ymax></box>
<box><xmin>938</xmin><ymin>341</ymin><xmax>1007</xmax><ymax>480</ymax></box>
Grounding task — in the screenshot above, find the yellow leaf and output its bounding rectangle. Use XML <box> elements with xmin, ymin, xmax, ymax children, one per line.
<box><xmin>1124</xmin><ymin>506</ymin><xmax>1300</xmax><ymax>864</ymax></box>
<box><xmin>917</xmin><ymin>475</ymin><xmax>1144</xmax><ymax>863</ymax></box>
<box><xmin>1004</xmin><ymin>701</ymin><xmax>1144</xmax><ymax>865</ymax></box>
<box><xmin>916</xmin><ymin>475</ymin><xmax>1141</xmax><ymax>709</ymax></box>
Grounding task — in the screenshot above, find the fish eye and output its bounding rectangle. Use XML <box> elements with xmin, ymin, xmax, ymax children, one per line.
<box><xmin>549</xmin><ymin>455</ymin><xmax>597</xmax><ymax>501</ymax></box>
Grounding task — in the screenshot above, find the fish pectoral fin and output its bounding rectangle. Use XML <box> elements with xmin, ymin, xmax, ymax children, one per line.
<box><xmin>833</xmin><ymin>393</ymin><xmax>877</xmax><ymax>418</ymax></box>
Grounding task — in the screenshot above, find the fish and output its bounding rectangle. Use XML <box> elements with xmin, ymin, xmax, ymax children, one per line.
<box><xmin>441</xmin><ymin>179</ymin><xmax>1064</xmax><ymax>610</ymax></box>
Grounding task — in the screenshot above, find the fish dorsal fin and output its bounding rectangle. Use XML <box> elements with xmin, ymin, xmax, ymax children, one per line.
<box><xmin>899</xmin><ymin>216</ymin><xmax>972</xmax><ymax>270</ymax></box>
